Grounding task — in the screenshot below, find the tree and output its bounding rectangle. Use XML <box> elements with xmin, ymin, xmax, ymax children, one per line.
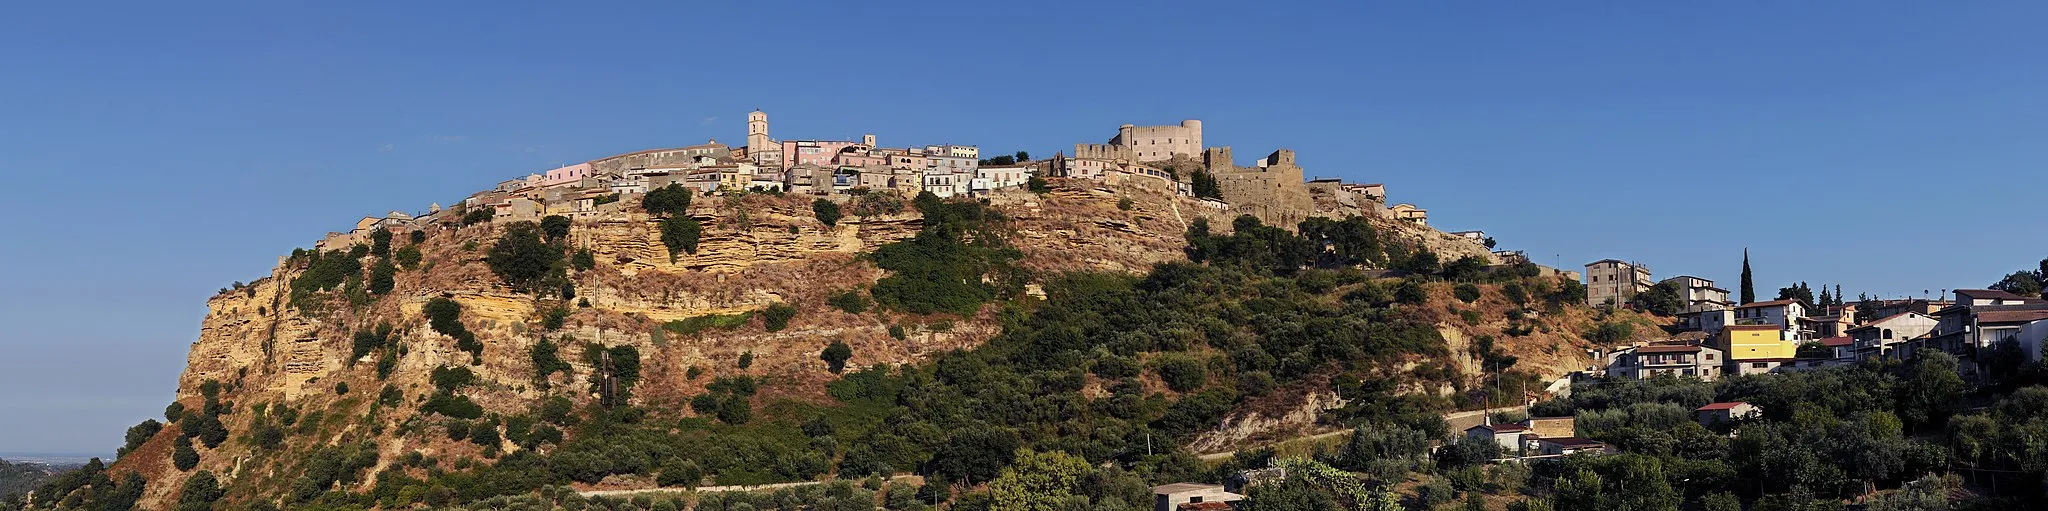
<box><xmin>393</xmin><ymin>245</ymin><xmax>422</xmax><ymax>270</ymax></box>
<box><xmin>368</xmin><ymin>259</ymin><xmax>396</xmax><ymax>295</ymax></box>
<box><xmin>987</xmin><ymin>449</ymin><xmax>1090</xmax><ymax>511</ymax></box>
<box><xmin>1155</xmin><ymin>356</ymin><xmax>1207</xmax><ymax>392</ymax></box>
<box><xmin>176</xmin><ymin>470</ymin><xmax>223</xmax><ymax>511</ymax></box>
<box><xmin>1776</xmin><ymin>282</ymin><xmax>1813</xmax><ymax>305</ymax></box>
<box><xmin>1628</xmin><ymin>281</ymin><xmax>1684</xmax><ymax>316</ymax></box>
<box><xmin>1014</xmin><ymin>150</ymin><xmax>1030</xmax><ymax>162</ymax></box>
<box><xmin>1990</xmin><ymin>270</ymin><xmax>2043</xmax><ymax>299</ymax></box>
<box><xmin>660</xmin><ymin>216</ymin><xmax>702</xmax><ymax>261</ymax></box>
<box><xmin>171</xmin><ymin>435</ymin><xmax>199</xmax><ymax>471</ymax></box>
<box><xmin>370</xmin><ymin>228</ymin><xmax>393</xmax><ymax>257</ymax></box>
<box><xmin>1740</xmin><ymin>249</ymin><xmax>1756</xmax><ymax>304</ymax></box>
<box><xmin>1027</xmin><ymin>175</ymin><xmax>1050</xmax><ymax>193</ymax></box>
<box><xmin>540</xmin><ymin>215</ymin><xmax>572</xmax><ymax>241</ymax></box>
<box><xmin>812</xmin><ymin>198</ymin><xmax>843</xmax><ymax>226</ymax></box>
<box><xmin>985</xmin><ymin>155</ymin><xmax>1017</xmax><ymax>166</ymax></box>
<box><xmin>571</xmin><ymin>248</ymin><xmax>596</xmax><ymax>271</ymax></box>
<box><xmin>821</xmin><ymin>341</ymin><xmax>853</xmax><ymax>373</ymax></box>
<box><xmin>642</xmin><ymin>184</ymin><xmax>693</xmax><ymax>217</ymax></box>
<box><xmin>485</xmin><ymin>222</ymin><xmax>564</xmax><ymax>293</ymax></box>
<box><xmin>762</xmin><ymin>303</ymin><xmax>797</xmax><ymax>332</ymax></box>
<box><xmin>1191</xmin><ymin>169</ymin><xmax>1223</xmax><ymax>200</ymax></box>
<box><xmin>410</xmin><ymin>230</ymin><xmax>426</xmax><ymax>244</ymax></box>
<box><xmin>118</xmin><ymin>419</ymin><xmax>162</xmax><ymax>458</ymax></box>
<box><xmin>1897</xmin><ymin>352</ymin><xmax>1964</xmax><ymax>429</ymax></box>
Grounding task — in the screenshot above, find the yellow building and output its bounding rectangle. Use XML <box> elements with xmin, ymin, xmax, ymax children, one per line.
<box><xmin>1715</xmin><ymin>324</ymin><xmax>1798</xmax><ymax>375</ymax></box>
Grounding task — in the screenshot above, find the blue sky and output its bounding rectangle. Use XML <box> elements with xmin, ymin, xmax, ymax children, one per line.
<box><xmin>1</xmin><ymin>2</ymin><xmax>2042</xmax><ymax>454</ymax></box>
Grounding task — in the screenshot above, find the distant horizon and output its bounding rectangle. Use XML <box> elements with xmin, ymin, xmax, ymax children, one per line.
<box><xmin>4</xmin><ymin>1</ymin><xmax>2043</xmax><ymax>454</ymax></box>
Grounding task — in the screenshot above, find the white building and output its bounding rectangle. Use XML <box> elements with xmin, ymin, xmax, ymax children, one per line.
<box><xmin>1733</xmin><ymin>299</ymin><xmax>1809</xmax><ymax>340</ymax></box>
<box><xmin>1847</xmin><ymin>312</ymin><xmax>1938</xmax><ymax>361</ymax></box>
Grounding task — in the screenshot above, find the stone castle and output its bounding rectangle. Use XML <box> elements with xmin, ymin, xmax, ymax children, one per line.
<box><xmin>1068</xmin><ymin>119</ymin><xmax>1317</xmax><ymax>227</ymax></box>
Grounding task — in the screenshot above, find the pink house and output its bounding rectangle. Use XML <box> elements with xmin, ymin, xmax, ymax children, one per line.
<box><xmin>782</xmin><ymin>140</ymin><xmax>864</xmax><ymax>171</ymax></box>
<box><xmin>542</xmin><ymin>163</ymin><xmax>594</xmax><ymax>188</ymax></box>
<box><xmin>838</xmin><ymin>152</ymin><xmax>888</xmax><ymax>168</ymax></box>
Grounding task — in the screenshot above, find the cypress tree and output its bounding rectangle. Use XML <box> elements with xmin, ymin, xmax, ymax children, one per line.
<box><xmin>1740</xmin><ymin>249</ymin><xmax>1756</xmax><ymax>304</ymax></box>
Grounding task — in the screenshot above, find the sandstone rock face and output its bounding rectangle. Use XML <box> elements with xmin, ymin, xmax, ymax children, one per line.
<box><xmin>134</xmin><ymin>180</ymin><xmax>1573</xmax><ymax>507</ymax></box>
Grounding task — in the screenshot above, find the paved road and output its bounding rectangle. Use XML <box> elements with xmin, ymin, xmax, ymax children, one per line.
<box><xmin>1195</xmin><ymin>404</ymin><xmax>1529</xmax><ymax>461</ymax></box>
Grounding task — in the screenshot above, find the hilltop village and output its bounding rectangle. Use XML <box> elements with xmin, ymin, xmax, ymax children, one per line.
<box><xmin>1575</xmin><ymin>258</ymin><xmax>2048</xmax><ymax>385</ymax></box>
<box><xmin>313</xmin><ymin>111</ymin><xmax>1471</xmax><ymax>259</ymax></box>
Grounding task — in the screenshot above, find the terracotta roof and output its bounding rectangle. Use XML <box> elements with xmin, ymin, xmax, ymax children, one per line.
<box><xmin>1636</xmin><ymin>345</ymin><xmax>1703</xmax><ymax>353</ymax></box>
<box><xmin>1152</xmin><ymin>483</ymin><xmax>1223</xmax><ymax>494</ymax></box>
<box><xmin>1819</xmin><ymin>337</ymin><xmax>1854</xmax><ymax>347</ymax></box>
<box><xmin>1736</xmin><ymin>299</ymin><xmax>1803</xmax><ymax>309</ymax></box>
<box><xmin>1179</xmin><ymin>502</ymin><xmax>1234</xmax><ymax>511</ymax></box>
<box><xmin>1696</xmin><ymin>402</ymin><xmax>1748</xmax><ymax>411</ymax></box>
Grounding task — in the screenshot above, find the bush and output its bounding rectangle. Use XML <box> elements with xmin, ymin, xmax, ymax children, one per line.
<box><xmin>486</xmin><ymin>222</ymin><xmax>565</xmax><ymax>293</ymax></box>
<box><xmin>737</xmin><ymin>351</ymin><xmax>754</xmax><ymax>370</ymax></box>
<box><xmin>643</xmin><ymin>184</ymin><xmax>693</xmax><ymax>217</ymax></box>
<box><xmin>118</xmin><ymin>419</ymin><xmax>161</xmax><ymax>458</ymax></box>
<box><xmin>462</xmin><ymin>208</ymin><xmax>495</xmax><ymax>226</ymax></box>
<box><xmin>171</xmin><ymin>435</ymin><xmax>199</xmax><ymax>471</ymax></box>
<box><xmin>827</xmin><ymin>290</ymin><xmax>869</xmax><ymax>314</ymax></box>
<box><xmin>821</xmin><ymin>341</ymin><xmax>853</xmax><ymax>374</ymax></box>
<box><xmin>1117</xmin><ymin>197</ymin><xmax>1134</xmax><ymax>210</ymax></box>
<box><xmin>572</xmin><ymin>248</ymin><xmax>596</xmax><ymax>271</ymax></box>
<box><xmin>541</xmin><ymin>215</ymin><xmax>572</xmax><ymax>241</ymax></box>
<box><xmin>660</xmin><ymin>216</ymin><xmax>702</xmax><ymax>260</ymax></box>
<box><xmin>1453</xmin><ymin>283</ymin><xmax>1482</xmax><ymax>303</ymax></box>
<box><xmin>762</xmin><ymin>303</ymin><xmax>797</xmax><ymax>332</ymax></box>
<box><xmin>333</xmin><ymin>382</ymin><xmax>349</xmax><ymax>395</ymax></box>
<box><xmin>368</xmin><ymin>260</ymin><xmax>396</xmax><ymax>295</ymax></box>
<box><xmin>394</xmin><ymin>245</ymin><xmax>422</xmax><ymax>270</ymax></box>
<box><xmin>409</xmin><ymin>230</ymin><xmax>426</xmax><ymax>244</ymax></box>
<box><xmin>1155</xmin><ymin>356</ymin><xmax>1208</xmax><ymax>392</ymax></box>
<box><xmin>812</xmin><ymin>198</ymin><xmax>843</xmax><ymax>226</ymax></box>
<box><xmin>542</xmin><ymin>305</ymin><xmax>571</xmax><ymax>330</ymax></box>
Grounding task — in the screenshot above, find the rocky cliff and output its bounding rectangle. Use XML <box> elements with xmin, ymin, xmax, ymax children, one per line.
<box><xmin>112</xmin><ymin>179</ymin><xmax>1558</xmax><ymax>509</ymax></box>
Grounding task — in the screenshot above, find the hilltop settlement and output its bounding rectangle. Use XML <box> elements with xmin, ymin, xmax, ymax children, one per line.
<box><xmin>18</xmin><ymin>111</ymin><xmax>2048</xmax><ymax>511</ymax></box>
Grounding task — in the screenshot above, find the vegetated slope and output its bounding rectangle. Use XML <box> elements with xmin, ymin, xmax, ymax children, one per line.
<box><xmin>65</xmin><ymin>178</ymin><xmax>1617</xmax><ymax>510</ymax></box>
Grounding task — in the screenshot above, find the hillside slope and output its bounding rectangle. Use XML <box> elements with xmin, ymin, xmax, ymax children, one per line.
<box><xmin>62</xmin><ymin>179</ymin><xmax>1622</xmax><ymax>510</ymax></box>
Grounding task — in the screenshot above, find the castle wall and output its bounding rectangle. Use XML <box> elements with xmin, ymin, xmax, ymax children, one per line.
<box><xmin>1108</xmin><ymin>120</ymin><xmax>1202</xmax><ymax>161</ymax></box>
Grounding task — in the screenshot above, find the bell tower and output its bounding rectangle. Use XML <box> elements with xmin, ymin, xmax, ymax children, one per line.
<box><xmin>746</xmin><ymin>110</ymin><xmax>770</xmax><ymax>152</ymax></box>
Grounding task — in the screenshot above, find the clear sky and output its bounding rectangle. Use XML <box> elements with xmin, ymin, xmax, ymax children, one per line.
<box><xmin>1</xmin><ymin>2</ymin><xmax>2042</xmax><ymax>454</ymax></box>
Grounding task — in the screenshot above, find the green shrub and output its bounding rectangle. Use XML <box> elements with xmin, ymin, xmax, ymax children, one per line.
<box><xmin>394</xmin><ymin>245</ymin><xmax>422</xmax><ymax>270</ymax></box>
<box><xmin>542</xmin><ymin>306</ymin><xmax>571</xmax><ymax>330</ymax></box>
<box><xmin>868</xmin><ymin>194</ymin><xmax>1021</xmax><ymax>315</ymax></box>
<box><xmin>643</xmin><ymin>184</ymin><xmax>693</xmax><ymax>217</ymax></box>
<box><xmin>1155</xmin><ymin>356</ymin><xmax>1208</xmax><ymax>392</ymax></box>
<box><xmin>463</xmin><ymin>208</ymin><xmax>495</xmax><ymax>226</ymax></box>
<box><xmin>827</xmin><ymin>290</ymin><xmax>869</xmax><ymax>314</ymax></box>
<box><xmin>572</xmin><ymin>249</ymin><xmax>596</xmax><ymax>271</ymax></box>
<box><xmin>762</xmin><ymin>303</ymin><xmax>797</xmax><ymax>332</ymax></box>
<box><xmin>333</xmin><ymin>382</ymin><xmax>349</xmax><ymax>395</ymax></box>
<box><xmin>1454</xmin><ymin>283</ymin><xmax>1482</xmax><ymax>303</ymax></box>
<box><xmin>409</xmin><ymin>230</ymin><xmax>427</xmax><ymax>244</ymax></box>
<box><xmin>661</xmin><ymin>216</ymin><xmax>702</xmax><ymax>260</ymax></box>
<box><xmin>485</xmin><ymin>222</ymin><xmax>564</xmax><ymax>293</ymax></box>
<box><xmin>171</xmin><ymin>435</ymin><xmax>198</xmax><ymax>471</ymax></box>
<box><xmin>1117</xmin><ymin>197</ymin><xmax>1134</xmax><ymax>210</ymax></box>
<box><xmin>812</xmin><ymin>198</ymin><xmax>843</xmax><ymax>226</ymax></box>
<box><xmin>663</xmin><ymin>313</ymin><xmax>752</xmax><ymax>336</ymax></box>
<box><xmin>888</xmin><ymin>325</ymin><xmax>906</xmax><ymax>340</ymax></box>
<box><xmin>821</xmin><ymin>341</ymin><xmax>853</xmax><ymax>374</ymax></box>
<box><xmin>737</xmin><ymin>351</ymin><xmax>754</xmax><ymax>370</ymax></box>
<box><xmin>541</xmin><ymin>215</ymin><xmax>572</xmax><ymax>241</ymax></box>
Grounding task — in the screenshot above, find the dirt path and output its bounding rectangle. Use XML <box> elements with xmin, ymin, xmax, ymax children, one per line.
<box><xmin>1195</xmin><ymin>404</ymin><xmax>1529</xmax><ymax>461</ymax></box>
<box><xmin>577</xmin><ymin>475</ymin><xmax>924</xmax><ymax>499</ymax></box>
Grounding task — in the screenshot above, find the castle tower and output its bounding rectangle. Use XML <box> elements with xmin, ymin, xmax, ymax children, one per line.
<box><xmin>862</xmin><ymin>134</ymin><xmax>876</xmax><ymax>147</ymax></box>
<box><xmin>1181</xmin><ymin>119</ymin><xmax>1203</xmax><ymax>153</ymax></box>
<box><xmin>747</xmin><ymin>110</ymin><xmax>770</xmax><ymax>153</ymax></box>
<box><xmin>1117</xmin><ymin>124</ymin><xmax>1134</xmax><ymax>145</ymax></box>
<box><xmin>1204</xmin><ymin>147</ymin><xmax>1234</xmax><ymax>173</ymax></box>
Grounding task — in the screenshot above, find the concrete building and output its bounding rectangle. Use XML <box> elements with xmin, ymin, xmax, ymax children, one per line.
<box><xmin>1848</xmin><ymin>312</ymin><xmax>1938</xmax><ymax>361</ymax></box>
<box><xmin>1733</xmin><ymin>299</ymin><xmax>1809</xmax><ymax>340</ymax></box>
<box><xmin>781</xmin><ymin>140</ymin><xmax>866</xmax><ymax>171</ymax></box>
<box><xmin>1926</xmin><ymin>289</ymin><xmax>2048</xmax><ymax>359</ymax></box>
<box><xmin>541</xmin><ymin>163</ymin><xmax>596</xmax><ymax>188</ymax></box>
<box><xmin>1533</xmin><ymin>437</ymin><xmax>1610</xmax><ymax>456</ymax></box>
<box><xmin>1662</xmin><ymin>276</ymin><xmax>1732</xmax><ymax>314</ymax></box>
<box><xmin>975</xmin><ymin>165</ymin><xmax>1031</xmax><ymax>191</ymax></box>
<box><xmin>1609</xmin><ymin>344</ymin><xmax>1724</xmax><ymax>380</ymax></box>
<box><xmin>1150</xmin><ymin>483</ymin><xmax>1242</xmax><ymax>511</ymax></box>
<box><xmin>1465</xmin><ymin>422</ymin><xmax>1530</xmax><ymax>452</ymax></box>
<box><xmin>1695</xmin><ymin>402</ymin><xmax>1761</xmax><ymax>427</ymax></box>
<box><xmin>1715</xmin><ymin>323</ymin><xmax>1798</xmax><ymax>374</ymax></box>
<box><xmin>1389</xmin><ymin>203</ymin><xmax>1427</xmax><ymax>225</ymax></box>
<box><xmin>928</xmin><ymin>154</ymin><xmax>978</xmax><ymax>175</ymax></box>
<box><xmin>923</xmin><ymin>144</ymin><xmax>979</xmax><ymax>159</ymax></box>
<box><xmin>1584</xmin><ymin>259</ymin><xmax>1652</xmax><ymax>308</ymax></box>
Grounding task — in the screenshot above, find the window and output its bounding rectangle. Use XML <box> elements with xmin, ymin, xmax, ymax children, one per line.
<box><xmin>1883</xmin><ymin>329</ymin><xmax>1893</xmax><ymax>339</ymax></box>
<box><xmin>1752</xmin><ymin>362</ymin><xmax>1768</xmax><ymax>369</ymax></box>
